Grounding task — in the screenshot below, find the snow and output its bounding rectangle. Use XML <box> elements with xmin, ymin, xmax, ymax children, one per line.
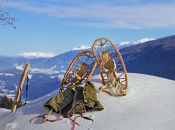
<box><xmin>117</xmin><ymin>38</ymin><xmax>155</xmax><ymax>48</ymax></box>
<box><xmin>15</xmin><ymin>64</ymin><xmax>24</xmax><ymax>71</ymax></box>
<box><xmin>0</xmin><ymin>73</ymin><xmax>14</xmax><ymax>76</ymax></box>
<box><xmin>0</xmin><ymin>73</ymin><xmax>175</xmax><ymax>130</ymax></box>
<box><xmin>29</xmin><ymin>67</ymin><xmax>59</xmax><ymax>74</ymax></box>
<box><xmin>72</xmin><ymin>45</ymin><xmax>91</xmax><ymax>50</ymax></box>
<box><xmin>27</xmin><ymin>74</ymin><xmax>32</xmax><ymax>79</ymax></box>
<box><xmin>17</xmin><ymin>52</ymin><xmax>55</xmax><ymax>58</ymax></box>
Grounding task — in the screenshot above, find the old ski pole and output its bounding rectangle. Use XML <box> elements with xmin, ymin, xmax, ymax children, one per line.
<box><xmin>11</xmin><ymin>63</ymin><xmax>30</xmax><ymax>113</ymax></box>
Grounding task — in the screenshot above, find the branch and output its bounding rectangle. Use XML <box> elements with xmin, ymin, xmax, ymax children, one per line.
<box><xmin>0</xmin><ymin>0</ymin><xmax>18</xmax><ymax>29</ymax></box>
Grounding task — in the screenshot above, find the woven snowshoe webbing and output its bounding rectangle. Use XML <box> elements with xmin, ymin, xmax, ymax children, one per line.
<box><xmin>72</xmin><ymin>62</ymin><xmax>89</xmax><ymax>84</ymax></box>
<box><xmin>99</xmin><ymin>51</ymin><xmax>126</xmax><ymax>96</ymax></box>
<box><xmin>99</xmin><ymin>71</ymin><xmax>126</xmax><ymax>96</ymax></box>
<box><xmin>99</xmin><ymin>83</ymin><xmax>126</xmax><ymax>96</ymax></box>
<box><xmin>100</xmin><ymin>50</ymin><xmax>114</xmax><ymax>70</ymax></box>
<box><xmin>77</xmin><ymin>62</ymin><xmax>89</xmax><ymax>77</ymax></box>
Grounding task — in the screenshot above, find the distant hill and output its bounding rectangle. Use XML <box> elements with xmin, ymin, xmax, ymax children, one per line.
<box><xmin>121</xmin><ymin>35</ymin><xmax>175</xmax><ymax>80</ymax></box>
<box><xmin>0</xmin><ymin>50</ymin><xmax>83</xmax><ymax>100</ymax></box>
<box><xmin>0</xmin><ymin>35</ymin><xmax>175</xmax><ymax>100</ymax></box>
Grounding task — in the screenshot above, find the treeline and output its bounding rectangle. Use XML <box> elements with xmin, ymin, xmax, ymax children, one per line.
<box><xmin>0</xmin><ymin>95</ymin><xmax>22</xmax><ymax>109</ymax></box>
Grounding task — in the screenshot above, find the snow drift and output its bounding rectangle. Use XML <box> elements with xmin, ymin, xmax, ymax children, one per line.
<box><xmin>0</xmin><ymin>73</ymin><xmax>175</xmax><ymax>130</ymax></box>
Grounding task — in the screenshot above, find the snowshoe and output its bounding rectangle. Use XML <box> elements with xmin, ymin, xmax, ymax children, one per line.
<box><xmin>92</xmin><ymin>37</ymin><xmax>128</xmax><ymax>96</ymax></box>
<box><xmin>59</xmin><ymin>50</ymin><xmax>97</xmax><ymax>93</ymax></box>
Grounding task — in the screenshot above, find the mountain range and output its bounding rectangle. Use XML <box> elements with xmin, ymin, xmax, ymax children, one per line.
<box><xmin>121</xmin><ymin>35</ymin><xmax>175</xmax><ymax>80</ymax></box>
<box><xmin>0</xmin><ymin>36</ymin><xmax>174</xmax><ymax>101</ymax></box>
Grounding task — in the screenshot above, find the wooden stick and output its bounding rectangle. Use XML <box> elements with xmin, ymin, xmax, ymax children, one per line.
<box><xmin>11</xmin><ymin>63</ymin><xmax>30</xmax><ymax>113</ymax></box>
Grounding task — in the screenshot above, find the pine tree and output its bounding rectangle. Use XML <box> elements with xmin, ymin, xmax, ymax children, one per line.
<box><xmin>0</xmin><ymin>95</ymin><xmax>13</xmax><ymax>109</ymax></box>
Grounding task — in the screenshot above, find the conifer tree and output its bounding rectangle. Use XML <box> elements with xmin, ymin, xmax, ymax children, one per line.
<box><xmin>0</xmin><ymin>95</ymin><xmax>13</xmax><ymax>109</ymax></box>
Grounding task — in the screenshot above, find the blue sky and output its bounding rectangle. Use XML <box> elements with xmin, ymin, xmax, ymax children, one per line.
<box><xmin>0</xmin><ymin>0</ymin><xmax>175</xmax><ymax>56</ymax></box>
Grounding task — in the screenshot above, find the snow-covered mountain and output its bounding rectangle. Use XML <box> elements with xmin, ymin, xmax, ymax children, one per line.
<box><xmin>0</xmin><ymin>35</ymin><xmax>175</xmax><ymax>101</ymax></box>
<box><xmin>120</xmin><ymin>35</ymin><xmax>175</xmax><ymax>80</ymax></box>
<box><xmin>17</xmin><ymin>52</ymin><xmax>56</xmax><ymax>58</ymax></box>
<box><xmin>0</xmin><ymin>73</ymin><xmax>175</xmax><ymax>130</ymax></box>
<box><xmin>0</xmin><ymin>49</ymin><xmax>91</xmax><ymax>100</ymax></box>
<box><xmin>13</xmin><ymin>39</ymin><xmax>154</xmax><ymax>59</ymax></box>
<box><xmin>117</xmin><ymin>38</ymin><xmax>155</xmax><ymax>49</ymax></box>
<box><xmin>72</xmin><ymin>45</ymin><xmax>91</xmax><ymax>50</ymax></box>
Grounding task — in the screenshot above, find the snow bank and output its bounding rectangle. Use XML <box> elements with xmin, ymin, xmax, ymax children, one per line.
<box><xmin>0</xmin><ymin>73</ymin><xmax>175</xmax><ymax>130</ymax></box>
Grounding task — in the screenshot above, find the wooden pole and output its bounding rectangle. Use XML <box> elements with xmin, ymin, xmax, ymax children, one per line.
<box><xmin>11</xmin><ymin>63</ymin><xmax>30</xmax><ymax>113</ymax></box>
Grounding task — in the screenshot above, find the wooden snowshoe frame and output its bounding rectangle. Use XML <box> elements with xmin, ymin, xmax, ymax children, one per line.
<box><xmin>92</xmin><ymin>37</ymin><xmax>128</xmax><ymax>96</ymax></box>
<box><xmin>59</xmin><ymin>50</ymin><xmax>97</xmax><ymax>93</ymax></box>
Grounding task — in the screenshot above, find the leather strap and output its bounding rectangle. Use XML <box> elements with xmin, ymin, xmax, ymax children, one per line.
<box><xmin>30</xmin><ymin>105</ymin><xmax>63</xmax><ymax>124</ymax></box>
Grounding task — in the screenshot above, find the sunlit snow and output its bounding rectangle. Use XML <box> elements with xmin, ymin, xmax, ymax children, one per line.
<box><xmin>0</xmin><ymin>73</ymin><xmax>175</xmax><ymax>130</ymax></box>
<box><xmin>17</xmin><ymin>52</ymin><xmax>55</xmax><ymax>58</ymax></box>
<box><xmin>72</xmin><ymin>45</ymin><xmax>91</xmax><ymax>50</ymax></box>
<box><xmin>117</xmin><ymin>38</ymin><xmax>155</xmax><ymax>48</ymax></box>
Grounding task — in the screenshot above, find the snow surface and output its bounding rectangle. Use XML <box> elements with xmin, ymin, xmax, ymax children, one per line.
<box><xmin>0</xmin><ymin>73</ymin><xmax>175</xmax><ymax>130</ymax></box>
<box><xmin>17</xmin><ymin>52</ymin><xmax>55</xmax><ymax>58</ymax></box>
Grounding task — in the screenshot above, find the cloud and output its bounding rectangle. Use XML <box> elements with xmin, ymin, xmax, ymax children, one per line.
<box><xmin>3</xmin><ymin>1</ymin><xmax>175</xmax><ymax>29</ymax></box>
